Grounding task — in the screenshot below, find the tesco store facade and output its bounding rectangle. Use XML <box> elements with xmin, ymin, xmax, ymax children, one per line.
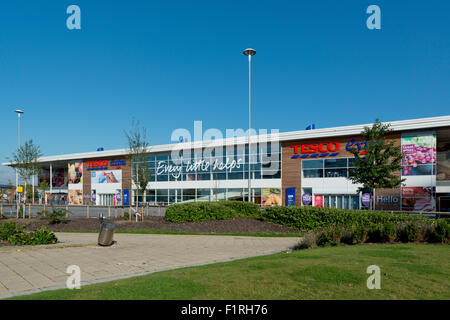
<box><xmin>8</xmin><ymin>116</ymin><xmax>450</xmax><ymax>212</ymax></box>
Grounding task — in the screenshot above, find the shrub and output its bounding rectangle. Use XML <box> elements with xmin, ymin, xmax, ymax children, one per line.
<box><xmin>37</xmin><ymin>206</ymin><xmax>68</xmax><ymax>224</ymax></box>
<box><xmin>426</xmin><ymin>219</ymin><xmax>450</xmax><ymax>243</ymax></box>
<box><xmin>316</xmin><ymin>227</ymin><xmax>340</xmax><ymax>247</ymax></box>
<box><xmin>0</xmin><ymin>222</ymin><xmax>58</xmax><ymax>246</ymax></box>
<box><xmin>123</xmin><ymin>211</ymin><xmax>129</xmax><ymax>220</ymax></box>
<box><xmin>0</xmin><ymin>221</ymin><xmax>24</xmax><ymax>240</ymax></box>
<box><xmin>366</xmin><ymin>223</ymin><xmax>396</xmax><ymax>243</ymax></box>
<box><xmin>260</xmin><ymin>206</ymin><xmax>425</xmax><ymax>231</ymax></box>
<box><xmin>165</xmin><ymin>201</ymin><xmax>261</xmax><ymax>222</ymax></box>
<box><xmin>7</xmin><ymin>227</ymin><xmax>58</xmax><ymax>246</ymax></box>
<box><xmin>294</xmin><ymin>233</ymin><xmax>317</xmax><ymax>250</ymax></box>
<box><xmin>397</xmin><ymin>222</ymin><xmax>420</xmax><ymax>243</ymax></box>
<box><xmin>340</xmin><ymin>226</ymin><xmax>366</xmax><ymax>245</ymax></box>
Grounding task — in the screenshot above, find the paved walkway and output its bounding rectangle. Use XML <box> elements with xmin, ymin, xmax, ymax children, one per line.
<box><xmin>0</xmin><ymin>233</ymin><xmax>300</xmax><ymax>298</ymax></box>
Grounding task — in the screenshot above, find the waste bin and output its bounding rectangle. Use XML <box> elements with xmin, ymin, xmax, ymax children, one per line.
<box><xmin>98</xmin><ymin>216</ymin><xmax>116</xmax><ymax>246</ymax></box>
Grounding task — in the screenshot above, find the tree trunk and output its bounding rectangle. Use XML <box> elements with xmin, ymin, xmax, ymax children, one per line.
<box><xmin>373</xmin><ymin>188</ymin><xmax>376</xmax><ymax>211</ymax></box>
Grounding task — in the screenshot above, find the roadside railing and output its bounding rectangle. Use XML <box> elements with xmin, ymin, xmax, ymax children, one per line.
<box><xmin>0</xmin><ymin>203</ymin><xmax>167</xmax><ymax>219</ymax></box>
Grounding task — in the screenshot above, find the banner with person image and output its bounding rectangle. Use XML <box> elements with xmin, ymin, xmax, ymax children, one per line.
<box><xmin>68</xmin><ymin>161</ymin><xmax>83</xmax><ymax>205</ymax></box>
<box><xmin>91</xmin><ymin>170</ymin><xmax>122</xmax><ymax>184</ymax></box>
<box><xmin>401</xmin><ymin>187</ymin><xmax>435</xmax><ymax>212</ymax></box>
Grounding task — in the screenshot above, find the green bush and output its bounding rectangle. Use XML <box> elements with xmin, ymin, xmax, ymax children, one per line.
<box><xmin>0</xmin><ymin>221</ymin><xmax>58</xmax><ymax>246</ymax></box>
<box><xmin>297</xmin><ymin>219</ymin><xmax>449</xmax><ymax>250</ymax></box>
<box><xmin>425</xmin><ymin>219</ymin><xmax>450</xmax><ymax>243</ymax></box>
<box><xmin>165</xmin><ymin>201</ymin><xmax>261</xmax><ymax>222</ymax></box>
<box><xmin>397</xmin><ymin>222</ymin><xmax>420</xmax><ymax>243</ymax></box>
<box><xmin>0</xmin><ymin>221</ymin><xmax>24</xmax><ymax>240</ymax></box>
<box><xmin>37</xmin><ymin>205</ymin><xmax>68</xmax><ymax>224</ymax></box>
<box><xmin>260</xmin><ymin>206</ymin><xmax>425</xmax><ymax>231</ymax></box>
<box><xmin>7</xmin><ymin>226</ymin><xmax>57</xmax><ymax>246</ymax></box>
<box><xmin>123</xmin><ymin>211</ymin><xmax>129</xmax><ymax>220</ymax></box>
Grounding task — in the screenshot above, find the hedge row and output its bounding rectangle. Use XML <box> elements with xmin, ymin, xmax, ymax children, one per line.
<box><xmin>165</xmin><ymin>200</ymin><xmax>261</xmax><ymax>222</ymax></box>
<box><xmin>260</xmin><ymin>206</ymin><xmax>426</xmax><ymax>231</ymax></box>
<box><xmin>296</xmin><ymin>219</ymin><xmax>450</xmax><ymax>250</ymax></box>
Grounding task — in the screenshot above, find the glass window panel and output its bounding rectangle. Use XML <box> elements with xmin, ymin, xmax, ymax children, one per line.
<box><xmin>323</xmin><ymin>195</ymin><xmax>329</xmax><ymax>208</ymax></box>
<box><xmin>348</xmin><ymin>158</ymin><xmax>356</xmax><ymax>167</ymax></box>
<box><xmin>211</xmin><ymin>188</ymin><xmax>226</xmax><ymax>200</ymax></box>
<box><xmin>197</xmin><ymin>189</ymin><xmax>211</xmax><ymax>201</ymax></box>
<box><xmin>330</xmin><ymin>196</ymin><xmax>336</xmax><ymax>208</ymax></box>
<box><xmin>325</xmin><ymin>168</ymin><xmax>347</xmax><ymax>178</ymax></box>
<box><xmin>337</xmin><ymin>196</ymin><xmax>343</xmax><ymax>208</ymax></box>
<box><xmin>156</xmin><ymin>154</ymin><xmax>168</xmax><ymax>161</ymax></box>
<box><xmin>351</xmin><ymin>195</ymin><xmax>360</xmax><ymax>210</ymax></box>
<box><xmin>156</xmin><ymin>174</ymin><xmax>169</xmax><ymax>182</ymax></box>
<box><xmin>228</xmin><ymin>172</ymin><xmax>243</xmax><ymax>180</ymax></box>
<box><xmin>196</xmin><ymin>173</ymin><xmax>211</xmax><ymax>181</ymax></box>
<box><xmin>212</xmin><ymin>172</ymin><xmax>226</xmax><ymax>180</ymax></box>
<box><xmin>182</xmin><ymin>189</ymin><xmax>196</xmax><ymax>202</ymax></box>
<box><xmin>344</xmin><ymin>196</ymin><xmax>350</xmax><ymax>209</ymax></box>
<box><xmin>184</xmin><ymin>173</ymin><xmax>196</xmax><ymax>181</ymax></box>
<box><xmin>146</xmin><ymin>190</ymin><xmax>156</xmax><ymax>203</ymax></box>
<box><xmin>303</xmin><ymin>169</ymin><xmax>324</xmax><ymax>178</ymax></box>
<box><xmin>325</xmin><ymin>158</ymin><xmax>348</xmax><ymax>168</ymax></box>
<box><xmin>302</xmin><ymin>159</ymin><xmax>324</xmax><ymax>169</ymax></box>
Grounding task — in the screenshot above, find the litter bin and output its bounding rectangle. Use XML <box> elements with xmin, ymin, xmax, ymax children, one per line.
<box><xmin>98</xmin><ymin>216</ymin><xmax>116</xmax><ymax>246</ymax></box>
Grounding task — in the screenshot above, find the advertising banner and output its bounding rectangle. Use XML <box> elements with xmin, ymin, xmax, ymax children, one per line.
<box><xmin>314</xmin><ymin>195</ymin><xmax>323</xmax><ymax>207</ymax></box>
<box><xmin>436</xmin><ymin>139</ymin><xmax>450</xmax><ymax>182</ymax></box>
<box><xmin>361</xmin><ymin>193</ymin><xmax>371</xmax><ymax>208</ymax></box>
<box><xmin>123</xmin><ymin>189</ymin><xmax>129</xmax><ymax>206</ymax></box>
<box><xmin>68</xmin><ymin>190</ymin><xmax>83</xmax><ymax>205</ymax></box>
<box><xmin>286</xmin><ymin>188</ymin><xmax>296</xmax><ymax>206</ymax></box>
<box><xmin>261</xmin><ymin>188</ymin><xmax>281</xmax><ymax>207</ymax></box>
<box><xmin>401</xmin><ymin>187</ymin><xmax>435</xmax><ymax>212</ymax></box>
<box><xmin>302</xmin><ymin>193</ymin><xmax>312</xmax><ymax>206</ymax></box>
<box><xmin>68</xmin><ymin>162</ymin><xmax>83</xmax><ymax>187</ymax></box>
<box><xmin>91</xmin><ymin>170</ymin><xmax>122</xmax><ymax>184</ymax></box>
<box><xmin>68</xmin><ymin>161</ymin><xmax>83</xmax><ymax>205</ymax></box>
<box><xmin>401</xmin><ymin>133</ymin><xmax>436</xmax><ymax>176</ymax></box>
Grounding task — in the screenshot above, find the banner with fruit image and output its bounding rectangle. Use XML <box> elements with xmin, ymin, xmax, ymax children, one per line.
<box><xmin>68</xmin><ymin>161</ymin><xmax>83</xmax><ymax>205</ymax></box>
<box><xmin>401</xmin><ymin>133</ymin><xmax>436</xmax><ymax>176</ymax></box>
<box><xmin>261</xmin><ymin>188</ymin><xmax>281</xmax><ymax>207</ymax></box>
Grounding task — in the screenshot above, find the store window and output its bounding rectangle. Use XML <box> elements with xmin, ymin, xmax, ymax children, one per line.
<box><xmin>303</xmin><ymin>158</ymin><xmax>356</xmax><ymax>178</ymax></box>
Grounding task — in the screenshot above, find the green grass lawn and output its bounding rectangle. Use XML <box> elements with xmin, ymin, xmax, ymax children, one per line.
<box><xmin>9</xmin><ymin>243</ymin><xmax>450</xmax><ymax>300</ymax></box>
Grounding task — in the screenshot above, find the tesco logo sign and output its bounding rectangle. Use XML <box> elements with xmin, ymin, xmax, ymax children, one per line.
<box><xmin>291</xmin><ymin>142</ymin><xmax>340</xmax><ymax>159</ymax></box>
<box><xmin>87</xmin><ymin>159</ymin><xmax>126</xmax><ymax>171</ymax></box>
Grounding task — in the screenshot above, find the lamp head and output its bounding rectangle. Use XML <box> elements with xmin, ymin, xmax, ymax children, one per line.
<box><xmin>243</xmin><ymin>48</ymin><xmax>256</xmax><ymax>56</ymax></box>
<box><xmin>15</xmin><ymin>109</ymin><xmax>24</xmax><ymax>114</ymax></box>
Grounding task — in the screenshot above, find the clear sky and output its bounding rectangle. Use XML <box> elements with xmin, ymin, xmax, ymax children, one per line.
<box><xmin>1</xmin><ymin>0</ymin><xmax>449</xmax><ymax>183</ymax></box>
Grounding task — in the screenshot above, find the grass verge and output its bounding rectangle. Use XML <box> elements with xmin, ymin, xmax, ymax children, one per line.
<box><xmin>8</xmin><ymin>243</ymin><xmax>450</xmax><ymax>300</ymax></box>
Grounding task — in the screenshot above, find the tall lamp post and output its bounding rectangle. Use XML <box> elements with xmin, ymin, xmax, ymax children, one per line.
<box><xmin>15</xmin><ymin>109</ymin><xmax>24</xmax><ymax>204</ymax></box>
<box><xmin>243</xmin><ymin>48</ymin><xmax>256</xmax><ymax>202</ymax></box>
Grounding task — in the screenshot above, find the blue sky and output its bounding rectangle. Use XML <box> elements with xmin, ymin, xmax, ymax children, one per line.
<box><xmin>1</xmin><ymin>0</ymin><xmax>449</xmax><ymax>183</ymax></box>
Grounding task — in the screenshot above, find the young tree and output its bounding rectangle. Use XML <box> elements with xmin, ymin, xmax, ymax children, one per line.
<box><xmin>39</xmin><ymin>180</ymin><xmax>50</xmax><ymax>204</ymax></box>
<box><xmin>347</xmin><ymin>119</ymin><xmax>405</xmax><ymax>210</ymax></box>
<box><xmin>124</xmin><ymin>121</ymin><xmax>152</xmax><ymax>221</ymax></box>
<box><xmin>10</xmin><ymin>139</ymin><xmax>42</xmax><ymax>204</ymax></box>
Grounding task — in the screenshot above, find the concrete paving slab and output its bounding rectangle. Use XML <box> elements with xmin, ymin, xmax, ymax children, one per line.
<box><xmin>0</xmin><ymin>232</ymin><xmax>300</xmax><ymax>299</ymax></box>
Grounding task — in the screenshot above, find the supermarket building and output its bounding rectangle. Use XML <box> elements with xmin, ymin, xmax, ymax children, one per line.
<box><xmin>4</xmin><ymin>115</ymin><xmax>450</xmax><ymax>212</ymax></box>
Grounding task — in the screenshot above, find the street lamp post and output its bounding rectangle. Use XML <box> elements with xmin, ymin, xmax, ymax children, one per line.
<box><xmin>15</xmin><ymin>109</ymin><xmax>24</xmax><ymax>204</ymax></box>
<box><xmin>243</xmin><ymin>48</ymin><xmax>256</xmax><ymax>202</ymax></box>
